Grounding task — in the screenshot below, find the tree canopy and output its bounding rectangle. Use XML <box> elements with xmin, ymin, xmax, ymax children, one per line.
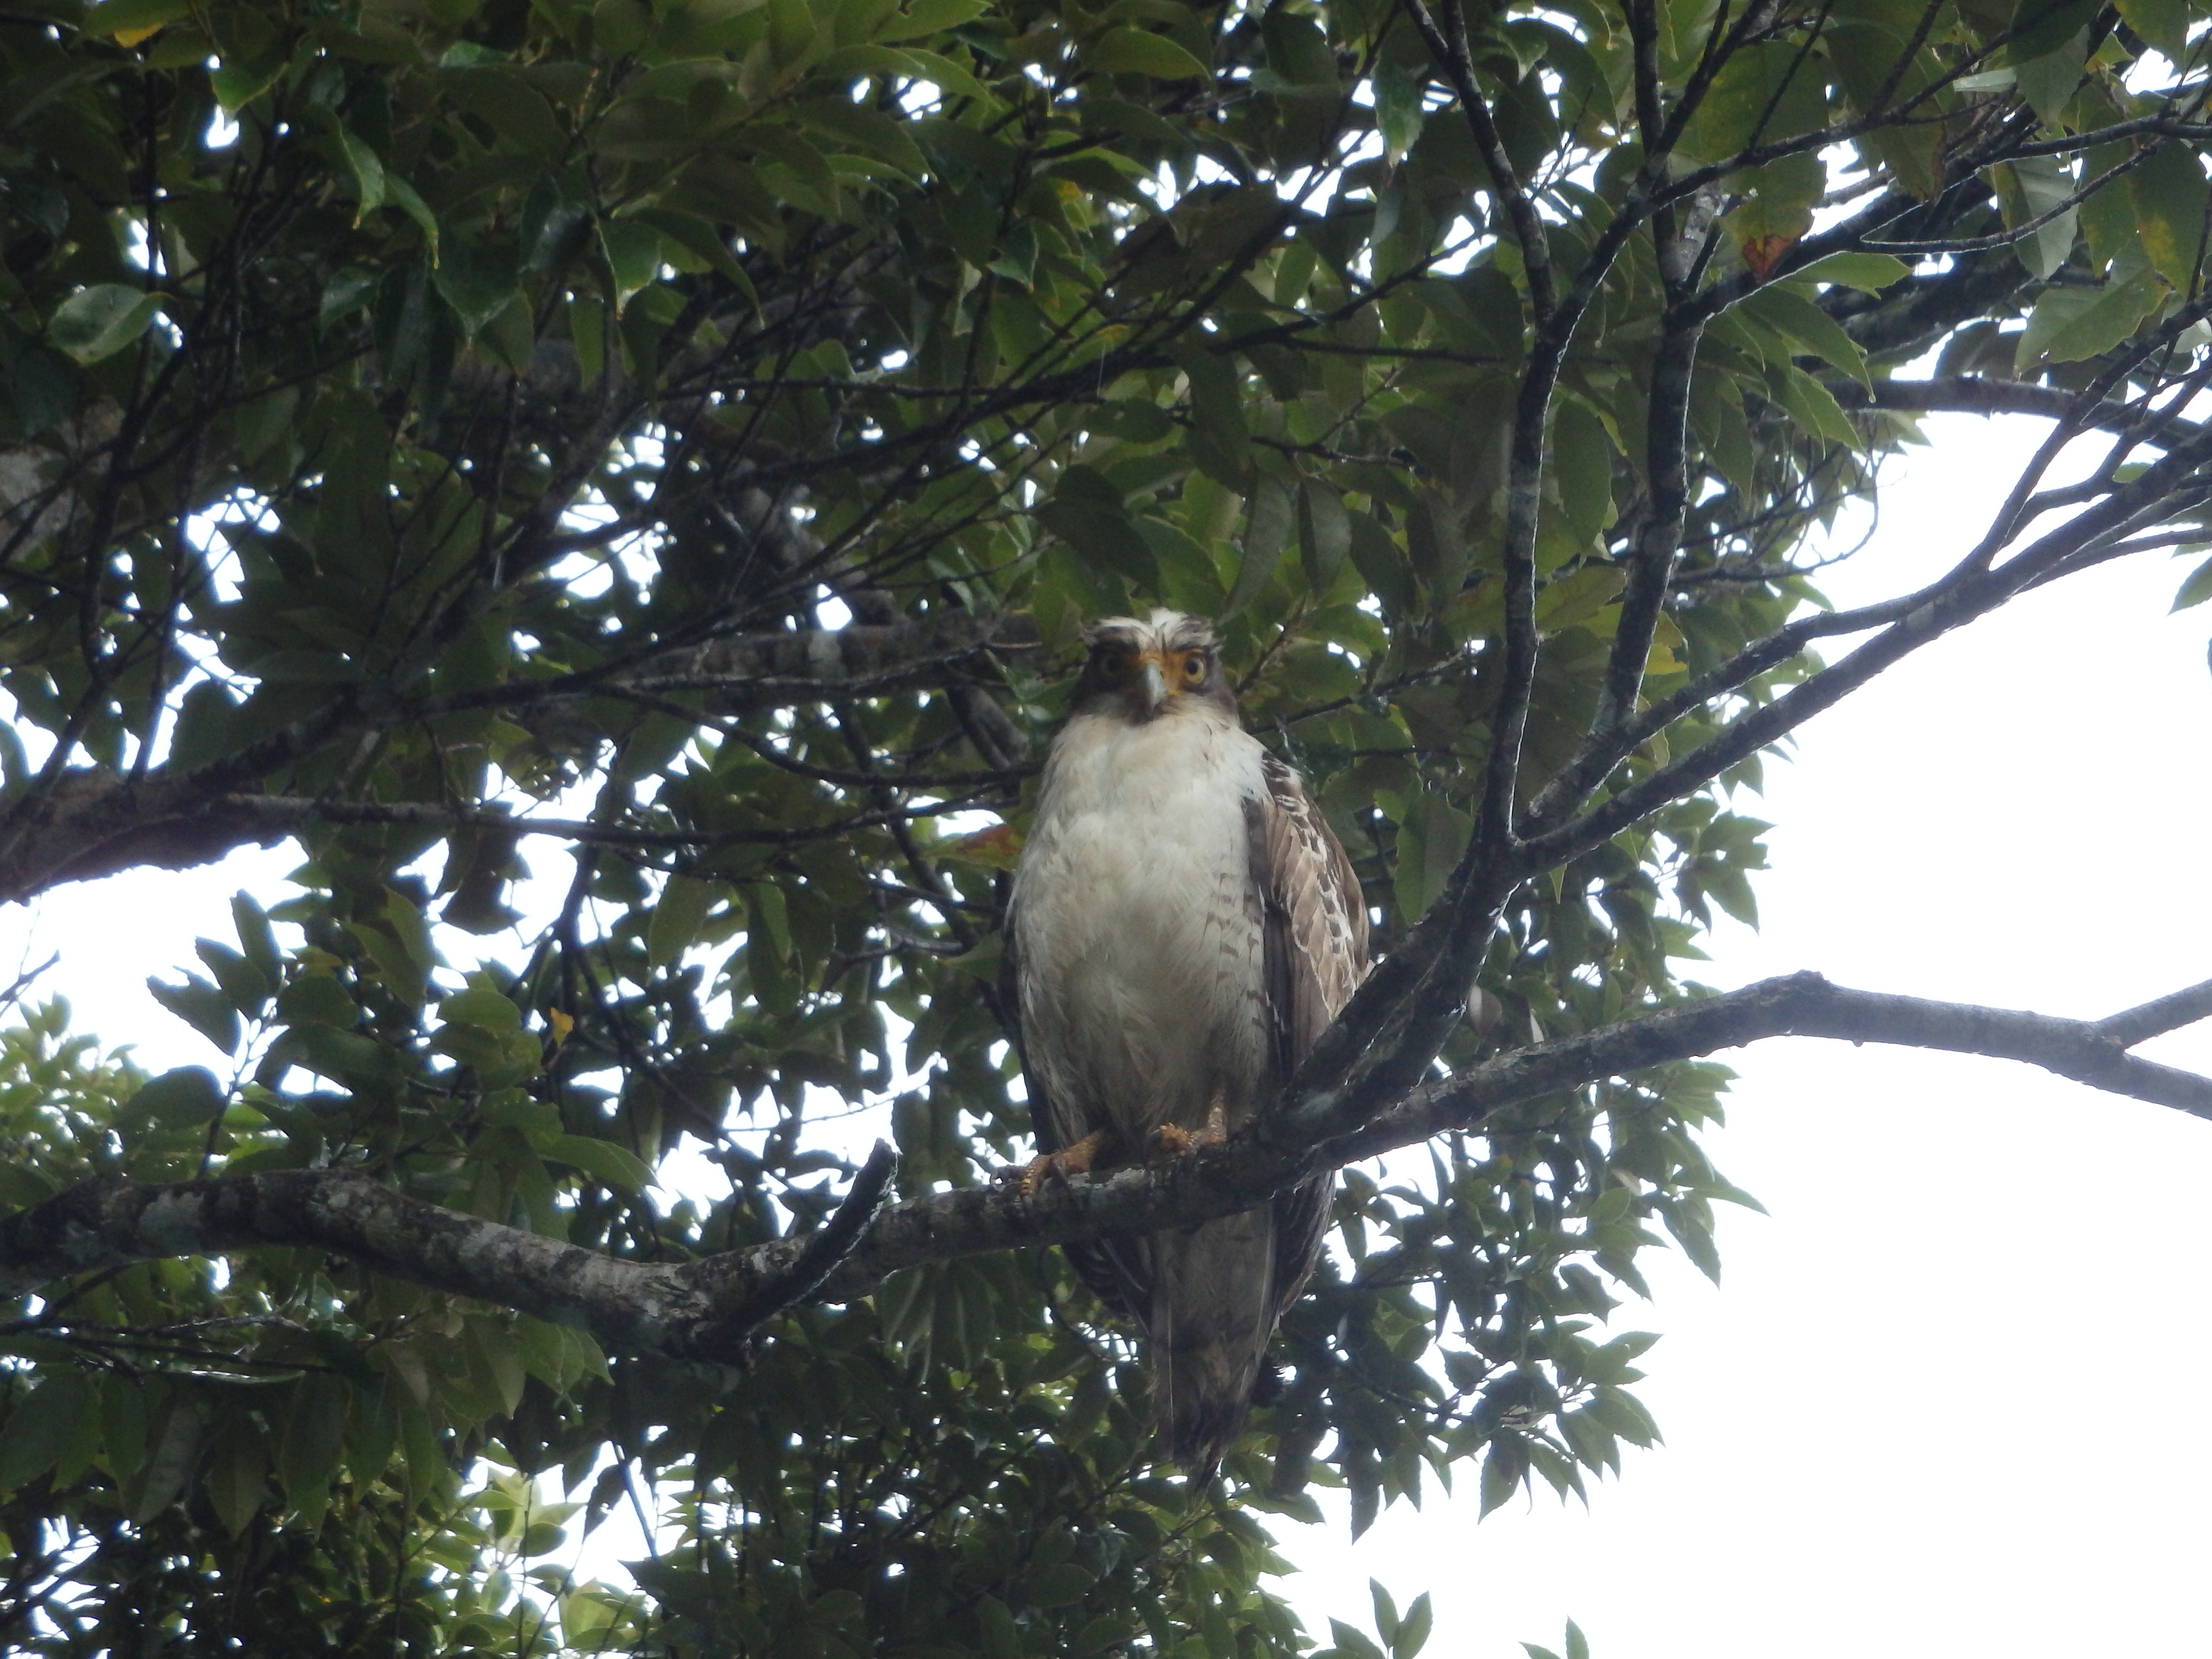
<box><xmin>3</xmin><ymin>0</ymin><xmax>2212</xmax><ymax>1650</ymax></box>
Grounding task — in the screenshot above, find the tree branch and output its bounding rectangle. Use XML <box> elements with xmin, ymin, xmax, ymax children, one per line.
<box><xmin>1833</xmin><ymin>374</ymin><xmax>2206</xmax><ymax>449</ymax></box>
<box><xmin>1519</xmin><ymin>394</ymin><xmax>2212</xmax><ymax>866</ymax></box>
<box><xmin>9</xmin><ymin>976</ymin><xmax>2207</xmax><ymax>1351</ymax></box>
<box><xmin>2097</xmin><ymin>976</ymin><xmax>2212</xmax><ymax>1048</ymax></box>
<box><xmin>0</xmin><ymin>1142</ymin><xmax>899</xmax><ymax>1364</ymax></box>
<box><xmin>1544</xmin><ymin>306</ymin><xmax>1706</xmax><ymax>826</ymax></box>
<box><xmin>1407</xmin><ymin>0</ymin><xmax>1555</xmax><ymax>321</ymax></box>
<box><xmin>0</xmin><ymin>613</ymin><xmax>1041</xmax><ymax>904</ymax></box>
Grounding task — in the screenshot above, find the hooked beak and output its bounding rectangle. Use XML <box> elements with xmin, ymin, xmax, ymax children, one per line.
<box><xmin>1134</xmin><ymin>649</ymin><xmax>1174</xmax><ymax>717</ymax></box>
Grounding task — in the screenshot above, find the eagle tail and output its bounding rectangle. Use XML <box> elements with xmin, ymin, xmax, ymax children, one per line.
<box><xmin>1150</xmin><ymin>1211</ymin><xmax>1277</xmax><ymax>1482</ymax></box>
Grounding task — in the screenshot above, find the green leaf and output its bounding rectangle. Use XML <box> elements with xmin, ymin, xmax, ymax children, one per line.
<box><xmin>232</xmin><ymin>892</ymin><xmax>281</xmax><ymax>982</ymax></box>
<box><xmin>48</xmin><ymin>285</ymin><xmax>163</xmax><ymax>365</ymax></box>
<box><xmin>384</xmin><ymin>174</ymin><xmax>442</xmax><ymax>265</ymax></box>
<box><xmin>1370</xmin><ymin>1581</ymin><xmax>1400</xmax><ymax>1645</ymax></box>
<box><xmin>312</xmin><ymin>107</ymin><xmax>385</xmax><ymax>217</ymax></box>
<box><xmin>433</xmin><ymin>236</ymin><xmax>521</xmax><ymax>337</ymax></box>
<box><xmin>1829</xmin><ymin>0</ymin><xmax>1946</xmax><ymax>195</ymax></box>
<box><xmin>2115</xmin><ymin>0</ymin><xmax>2187</xmax><ymax>56</ymax></box>
<box><xmin>0</xmin><ymin>1376</ymin><xmax>89</xmax><ymax>1493</ymax></box>
<box><xmin>1786</xmin><ymin>251</ymin><xmax>1911</xmax><ymax>292</ymax></box>
<box><xmin>976</xmin><ymin>1595</ymin><xmax>1019</xmax><ymax>1659</ymax></box>
<box><xmin>1086</xmin><ymin>27</ymin><xmax>1210</xmax><ymax>80</ymax></box>
<box><xmin>593</xmin><ymin>0</ymin><xmax>651</xmax><ymax>55</ymax></box>
<box><xmin>1549</xmin><ymin>398</ymin><xmax>1617</xmax><ymax>545</ymax></box>
<box><xmin>1988</xmin><ymin>155</ymin><xmax>2079</xmax><ymax>280</ymax></box>
<box><xmin>441</xmin><ymin>65</ymin><xmax>566</xmax><ymax>159</ymax></box>
<box><xmin>648</xmin><ymin>874</ymin><xmax>720</xmax><ymax>971</ymax></box>
<box><xmin>126</xmin><ymin>1065</ymin><xmax>226</xmax><ymax>1127</ymax></box>
<box><xmin>1027</xmin><ymin>1563</ymin><xmax>1094</xmax><ymax>1607</ymax></box>
<box><xmin>1741</xmin><ymin>288</ymin><xmax>1871</xmax><ymax>386</ymax></box>
<box><xmin>799</xmin><ymin>97</ymin><xmax>931</xmax><ymax>180</ymax></box>
<box><xmin>1674</xmin><ymin>41</ymin><xmax>1827</xmax><ymax>163</ymax></box>
<box><xmin>1395</xmin><ymin>1593</ymin><xmax>1434</xmax><ymax>1659</ymax></box>
<box><xmin>0</xmin><ymin>331</ymin><xmax>78</xmax><ymax>436</ymax></box>
<box><xmin>441</xmin><ymin>984</ymin><xmax>524</xmax><ymax>1032</ymax></box>
<box><xmin>2006</xmin><ymin>0</ymin><xmax>2099</xmax><ymax>62</ymax></box>
<box><xmin>1262</xmin><ymin>9</ymin><xmax>1337</xmax><ymax>86</ymax></box>
<box><xmin>148</xmin><ymin>973</ymin><xmax>241</xmax><ymax>1053</ymax></box>
<box><xmin>877</xmin><ymin>0</ymin><xmax>990</xmax><ymax>41</ymax></box>
<box><xmin>319</xmin><ymin>265</ymin><xmax>377</xmax><ymax>326</ymax></box>
<box><xmin>1037</xmin><ymin>466</ymin><xmax>1161</xmax><ymax>589</ymax></box>
<box><xmin>1348</xmin><ymin>509</ymin><xmax>1417</xmax><ymax>617</ymax></box>
<box><xmin>1373</xmin><ymin>58</ymin><xmax>1425</xmax><ymax>167</ymax></box>
<box><xmin>2173</xmin><ymin>551</ymin><xmax>2212</xmax><ymax>612</ymax></box>
<box><xmin>274</xmin><ymin>1024</ymin><xmax>397</xmax><ymax>1085</ymax></box>
<box><xmin>2011</xmin><ymin>36</ymin><xmax>2085</xmax><ymax>129</ymax></box>
<box><xmin>210</xmin><ymin>61</ymin><xmax>281</xmax><ymax>114</ymax></box>
<box><xmin>1228</xmin><ymin>475</ymin><xmax>1294</xmax><ymax>613</ymax></box>
<box><xmin>1393</xmin><ymin>794</ymin><xmax>1472</xmax><ymax>923</ymax></box>
<box><xmin>205</xmin><ymin>1427</ymin><xmax>268</xmax><ymax>1537</ymax></box>
<box><xmin>1167</xmin><ymin>338</ymin><xmax>1250</xmax><ymax>486</ymax></box>
<box><xmin>601</xmin><ymin>217</ymin><xmax>663</xmax><ymax>310</ymax></box>
<box><xmin>384</xmin><ymin>888</ymin><xmax>438</xmax><ymax>976</ymax></box>
<box><xmin>198</xmin><ymin>938</ymin><xmax>272</xmax><ymax>1015</ymax></box>
<box><xmin>1773</xmin><ymin>366</ymin><xmax>1860</xmax><ymax>449</ymax></box>
<box><xmin>817</xmin><ymin>43</ymin><xmax>992</xmax><ymax>102</ymax></box>
<box><xmin>83</xmin><ymin>0</ymin><xmax>188</xmax><ymax>43</ymax></box>
<box><xmin>131</xmin><ymin>1398</ymin><xmax>204</xmax><ymax>1525</ymax></box>
<box><xmin>544</xmin><ymin>1134</ymin><xmax>657</xmax><ymax>1192</ymax></box>
<box><xmin>276</xmin><ymin>1375</ymin><xmax>347</xmax><ymax>1526</ymax></box>
<box><xmin>344</xmin><ymin>889</ymin><xmax>435</xmax><ymax>1006</ymax></box>
<box><xmin>2129</xmin><ymin>142</ymin><xmax>2210</xmax><ymax>289</ymax></box>
<box><xmin>2014</xmin><ymin>270</ymin><xmax>2162</xmax><ymax>368</ymax></box>
<box><xmin>276</xmin><ymin>974</ymin><xmax>359</xmax><ymax>1029</ymax></box>
<box><xmin>1479</xmin><ymin>1435</ymin><xmax>1526</xmax><ymax>1515</ymax></box>
<box><xmin>749</xmin><ymin>880</ymin><xmax>793</xmax><ymax>962</ymax></box>
<box><xmin>1299</xmin><ymin>477</ymin><xmax>1351</xmax><ymax>593</ymax></box>
<box><xmin>1534</xmin><ymin>565</ymin><xmax>1624</xmax><ymax>634</ymax></box>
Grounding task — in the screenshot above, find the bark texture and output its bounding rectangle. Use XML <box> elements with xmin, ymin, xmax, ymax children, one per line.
<box><xmin>6</xmin><ymin>973</ymin><xmax>2206</xmax><ymax>1358</ymax></box>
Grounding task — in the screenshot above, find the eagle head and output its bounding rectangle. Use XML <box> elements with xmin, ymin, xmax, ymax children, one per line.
<box><xmin>1071</xmin><ymin>609</ymin><xmax>1235</xmax><ymax>723</ymax></box>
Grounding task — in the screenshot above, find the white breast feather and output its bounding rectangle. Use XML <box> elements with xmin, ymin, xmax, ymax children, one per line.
<box><xmin>1014</xmin><ymin>709</ymin><xmax>1271</xmax><ymax>1142</ymax></box>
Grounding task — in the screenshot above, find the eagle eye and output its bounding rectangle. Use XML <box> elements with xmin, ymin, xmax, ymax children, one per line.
<box><xmin>1097</xmin><ymin>646</ymin><xmax>1133</xmax><ymax>678</ymax></box>
<box><xmin>1181</xmin><ymin>651</ymin><xmax>1208</xmax><ymax>684</ymax></box>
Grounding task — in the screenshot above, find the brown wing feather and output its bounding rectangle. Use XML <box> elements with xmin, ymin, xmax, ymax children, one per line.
<box><xmin>1249</xmin><ymin>752</ymin><xmax>1368</xmax><ymax>1321</ymax></box>
<box><xmin>1254</xmin><ymin>752</ymin><xmax>1369</xmax><ymax>1068</ymax></box>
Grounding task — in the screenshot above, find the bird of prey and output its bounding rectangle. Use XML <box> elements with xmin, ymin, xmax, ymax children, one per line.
<box><xmin>1004</xmin><ymin>610</ymin><xmax>1368</xmax><ymax>1479</ymax></box>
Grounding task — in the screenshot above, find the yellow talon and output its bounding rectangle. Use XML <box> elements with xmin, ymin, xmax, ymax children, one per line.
<box><xmin>1145</xmin><ymin>1095</ymin><xmax>1231</xmax><ymax>1161</ymax></box>
<box><xmin>1146</xmin><ymin>1122</ymin><xmax>1198</xmax><ymax>1158</ymax></box>
<box><xmin>1005</xmin><ymin>1128</ymin><xmax>1115</xmax><ymax>1196</ymax></box>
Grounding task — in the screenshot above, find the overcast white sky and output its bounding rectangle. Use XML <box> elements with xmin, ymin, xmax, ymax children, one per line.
<box><xmin>1284</xmin><ymin>413</ymin><xmax>2212</xmax><ymax>1656</ymax></box>
<box><xmin>4</xmin><ymin>413</ymin><xmax>2209</xmax><ymax>1656</ymax></box>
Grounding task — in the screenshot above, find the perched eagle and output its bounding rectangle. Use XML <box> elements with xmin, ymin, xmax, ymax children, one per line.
<box><xmin>1005</xmin><ymin>610</ymin><xmax>1368</xmax><ymax>1478</ymax></box>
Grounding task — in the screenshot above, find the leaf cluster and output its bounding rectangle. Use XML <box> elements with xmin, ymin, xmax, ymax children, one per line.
<box><xmin>3</xmin><ymin>0</ymin><xmax>2211</xmax><ymax>1648</ymax></box>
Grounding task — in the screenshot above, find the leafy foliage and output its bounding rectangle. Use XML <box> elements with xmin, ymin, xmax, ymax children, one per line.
<box><xmin>3</xmin><ymin>0</ymin><xmax>2210</xmax><ymax>1649</ymax></box>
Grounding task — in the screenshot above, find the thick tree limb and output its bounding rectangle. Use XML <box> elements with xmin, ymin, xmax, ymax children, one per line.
<box><xmin>6</xmin><ymin>975</ymin><xmax>2206</xmax><ymax>1354</ymax></box>
<box><xmin>0</xmin><ymin>1142</ymin><xmax>899</xmax><ymax>1363</ymax></box>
